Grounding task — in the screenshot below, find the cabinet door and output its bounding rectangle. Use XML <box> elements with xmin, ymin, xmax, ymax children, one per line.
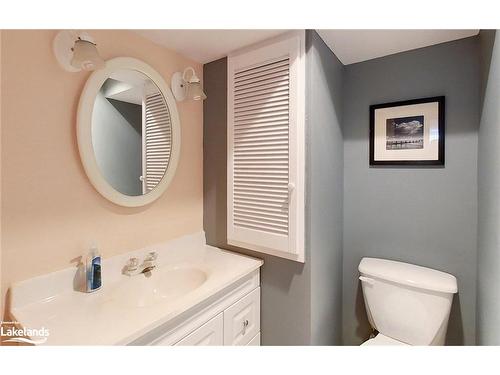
<box><xmin>174</xmin><ymin>313</ymin><xmax>223</xmax><ymax>346</ymax></box>
<box><xmin>247</xmin><ymin>332</ymin><xmax>261</xmax><ymax>346</ymax></box>
<box><xmin>227</xmin><ymin>31</ymin><xmax>305</xmax><ymax>263</ymax></box>
<box><xmin>224</xmin><ymin>288</ymin><xmax>260</xmax><ymax>345</ymax></box>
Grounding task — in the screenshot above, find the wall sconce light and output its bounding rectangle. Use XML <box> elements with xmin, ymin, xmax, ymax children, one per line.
<box><xmin>53</xmin><ymin>30</ymin><xmax>105</xmax><ymax>72</ymax></box>
<box><xmin>171</xmin><ymin>67</ymin><xmax>207</xmax><ymax>101</ymax></box>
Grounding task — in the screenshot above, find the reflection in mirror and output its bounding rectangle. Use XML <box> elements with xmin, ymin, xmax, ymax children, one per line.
<box><xmin>91</xmin><ymin>69</ymin><xmax>172</xmax><ymax>196</ymax></box>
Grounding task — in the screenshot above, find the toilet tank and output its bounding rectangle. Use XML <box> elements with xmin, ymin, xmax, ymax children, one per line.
<box><xmin>358</xmin><ymin>258</ymin><xmax>458</xmax><ymax>345</ymax></box>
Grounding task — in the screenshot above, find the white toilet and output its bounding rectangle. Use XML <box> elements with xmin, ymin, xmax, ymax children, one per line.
<box><xmin>358</xmin><ymin>257</ymin><xmax>458</xmax><ymax>346</ymax></box>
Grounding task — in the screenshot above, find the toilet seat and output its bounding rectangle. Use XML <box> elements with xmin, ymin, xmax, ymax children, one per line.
<box><xmin>361</xmin><ymin>333</ymin><xmax>409</xmax><ymax>346</ymax></box>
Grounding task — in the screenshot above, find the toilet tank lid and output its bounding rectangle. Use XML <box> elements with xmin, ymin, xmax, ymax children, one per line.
<box><xmin>358</xmin><ymin>258</ymin><xmax>458</xmax><ymax>294</ymax></box>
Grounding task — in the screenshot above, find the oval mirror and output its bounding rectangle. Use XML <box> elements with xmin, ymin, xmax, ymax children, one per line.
<box><xmin>77</xmin><ymin>58</ymin><xmax>180</xmax><ymax>207</ymax></box>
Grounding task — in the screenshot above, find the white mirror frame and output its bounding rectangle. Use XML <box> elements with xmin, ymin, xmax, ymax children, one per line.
<box><xmin>77</xmin><ymin>57</ymin><xmax>181</xmax><ymax>207</ymax></box>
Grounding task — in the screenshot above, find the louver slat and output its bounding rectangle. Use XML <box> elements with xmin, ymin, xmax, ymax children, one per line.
<box><xmin>231</xmin><ymin>57</ymin><xmax>290</xmax><ymax>241</ymax></box>
<box><xmin>144</xmin><ymin>93</ymin><xmax>172</xmax><ymax>193</ymax></box>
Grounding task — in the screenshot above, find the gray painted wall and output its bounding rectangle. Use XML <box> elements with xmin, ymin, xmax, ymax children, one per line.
<box><xmin>477</xmin><ymin>30</ymin><xmax>499</xmax><ymax>345</ymax></box>
<box><xmin>306</xmin><ymin>30</ymin><xmax>344</xmax><ymax>345</ymax></box>
<box><xmin>92</xmin><ymin>93</ymin><xmax>143</xmax><ymax>196</ymax></box>
<box><xmin>342</xmin><ymin>37</ymin><xmax>480</xmax><ymax>345</ymax></box>
<box><xmin>203</xmin><ymin>30</ymin><xmax>344</xmax><ymax>345</ymax></box>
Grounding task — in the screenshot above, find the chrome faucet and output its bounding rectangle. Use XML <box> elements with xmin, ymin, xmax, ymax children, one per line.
<box><xmin>142</xmin><ymin>252</ymin><xmax>158</xmax><ymax>273</ymax></box>
<box><xmin>123</xmin><ymin>252</ymin><xmax>158</xmax><ymax>276</ymax></box>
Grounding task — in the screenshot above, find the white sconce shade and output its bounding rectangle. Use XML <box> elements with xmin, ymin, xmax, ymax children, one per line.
<box><xmin>70</xmin><ymin>39</ymin><xmax>105</xmax><ymax>71</ymax></box>
<box><xmin>187</xmin><ymin>81</ymin><xmax>207</xmax><ymax>101</ymax></box>
<box><xmin>171</xmin><ymin>67</ymin><xmax>207</xmax><ymax>101</ymax></box>
<box><xmin>53</xmin><ymin>30</ymin><xmax>105</xmax><ymax>72</ymax></box>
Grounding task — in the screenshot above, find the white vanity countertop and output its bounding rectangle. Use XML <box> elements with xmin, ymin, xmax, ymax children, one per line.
<box><xmin>9</xmin><ymin>232</ymin><xmax>263</xmax><ymax>345</ymax></box>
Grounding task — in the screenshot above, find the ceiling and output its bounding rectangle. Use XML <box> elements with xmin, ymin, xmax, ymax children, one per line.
<box><xmin>135</xmin><ymin>30</ymin><xmax>288</xmax><ymax>64</ymax></box>
<box><xmin>136</xmin><ymin>29</ymin><xmax>480</xmax><ymax>65</ymax></box>
<box><xmin>317</xmin><ymin>29</ymin><xmax>479</xmax><ymax>65</ymax></box>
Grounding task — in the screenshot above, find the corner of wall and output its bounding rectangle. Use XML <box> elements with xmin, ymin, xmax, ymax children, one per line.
<box><xmin>305</xmin><ymin>29</ymin><xmax>345</xmax><ymax>345</ymax></box>
<box><xmin>477</xmin><ymin>30</ymin><xmax>499</xmax><ymax>345</ymax></box>
<box><xmin>479</xmin><ymin>30</ymin><xmax>497</xmax><ymax>112</ymax></box>
<box><xmin>203</xmin><ymin>30</ymin><xmax>345</xmax><ymax>345</ymax></box>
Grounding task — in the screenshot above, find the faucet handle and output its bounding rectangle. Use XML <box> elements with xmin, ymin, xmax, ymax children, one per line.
<box><xmin>126</xmin><ymin>257</ymin><xmax>139</xmax><ymax>271</ymax></box>
<box><xmin>145</xmin><ymin>252</ymin><xmax>158</xmax><ymax>261</ymax></box>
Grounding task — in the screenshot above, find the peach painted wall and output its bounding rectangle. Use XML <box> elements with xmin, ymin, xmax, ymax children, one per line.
<box><xmin>0</xmin><ymin>30</ymin><xmax>204</xmax><ymax>311</ymax></box>
<box><xmin>0</xmin><ymin>29</ymin><xmax>3</xmax><ymax>322</ymax></box>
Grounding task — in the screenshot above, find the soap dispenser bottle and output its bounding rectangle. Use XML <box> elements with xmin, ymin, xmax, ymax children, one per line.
<box><xmin>86</xmin><ymin>245</ymin><xmax>102</xmax><ymax>293</ymax></box>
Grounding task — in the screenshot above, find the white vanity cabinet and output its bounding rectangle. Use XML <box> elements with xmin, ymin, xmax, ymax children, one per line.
<box><xmin>9</xmin><ymin>233</ymin><xmax>263</xmax><ymax>346</ymax></box>
<box><xmin>133</xmin><ymin>269</ymin><xmax>261</xmax><ymax>346</ymax></box>
<box><xmin>174</xmin><ymin>288</ymin><xmax>260</xmax><ymax>346</ymax></box>
<box><xmin>223</xmin><ymin>287</ymin><xmax>260</xmax><ymax>345</ymax></box>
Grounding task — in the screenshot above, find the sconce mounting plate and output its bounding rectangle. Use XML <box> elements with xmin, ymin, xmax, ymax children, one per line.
<box><xmin>171</xmin><ymin>71</ymin><xmax>187</xmax><ymax>101</ymax></box>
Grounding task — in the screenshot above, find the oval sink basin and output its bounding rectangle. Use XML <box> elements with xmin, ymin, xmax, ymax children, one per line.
<box><xmin>112</xmin><ymin>266</ymin><xmax>208</xmax><ymax>308</ymax></box>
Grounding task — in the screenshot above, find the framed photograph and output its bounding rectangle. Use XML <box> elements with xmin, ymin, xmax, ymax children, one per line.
<box><xmin>369</xmin><ymin>96</ymin><xmax>445</xmax><ymax>166</ymax></box>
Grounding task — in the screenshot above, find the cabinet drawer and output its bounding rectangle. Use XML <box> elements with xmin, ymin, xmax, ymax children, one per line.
<box><xmin>223</xmin><ymin>287</ymin><xmax>260</xmax><ymax>345</ymax></box>
<box><xmin>173</xmin><ymin>313</ymin><xmax>223</xmax><ymax>346</ymax></box>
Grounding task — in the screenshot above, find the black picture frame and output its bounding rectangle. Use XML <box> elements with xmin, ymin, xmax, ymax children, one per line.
<box><xmin>369</xmin><ymin>96</ymin><xmax>445</xmax><ymax>166</ymax></box>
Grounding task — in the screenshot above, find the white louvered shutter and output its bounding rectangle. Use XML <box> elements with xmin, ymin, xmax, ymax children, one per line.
<box><xmin>227</xmin><ymin>32</ymin><xmax>305</xmax><ymax>262</ymax></box>
<box><xmin>143</xmin><ymin>92</ymin><xmax>172</xmax><ymax>193</ymax></box>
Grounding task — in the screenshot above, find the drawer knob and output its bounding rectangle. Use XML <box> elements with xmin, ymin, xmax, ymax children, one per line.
<box><xmin>243</xmin><ymin>319</ymin><xmax>249</xmax><ymax>334</ymax></box>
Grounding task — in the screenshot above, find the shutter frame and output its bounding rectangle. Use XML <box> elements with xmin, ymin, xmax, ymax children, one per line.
<box><xmin>227</xmin><ymin>31</ymin><xmax>305</xmax><ymax>262</ymax></box>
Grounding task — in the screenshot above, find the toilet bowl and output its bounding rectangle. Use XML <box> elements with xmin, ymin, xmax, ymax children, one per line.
<box><xmin>358</xmin><ymin>257</ymin><xmax>458</xmax><ymax>346</ymax></box>
<box><xmin>361</xmin><ymin>333</ymin><xmax>408</xmax><ymax>346</ymax></box>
